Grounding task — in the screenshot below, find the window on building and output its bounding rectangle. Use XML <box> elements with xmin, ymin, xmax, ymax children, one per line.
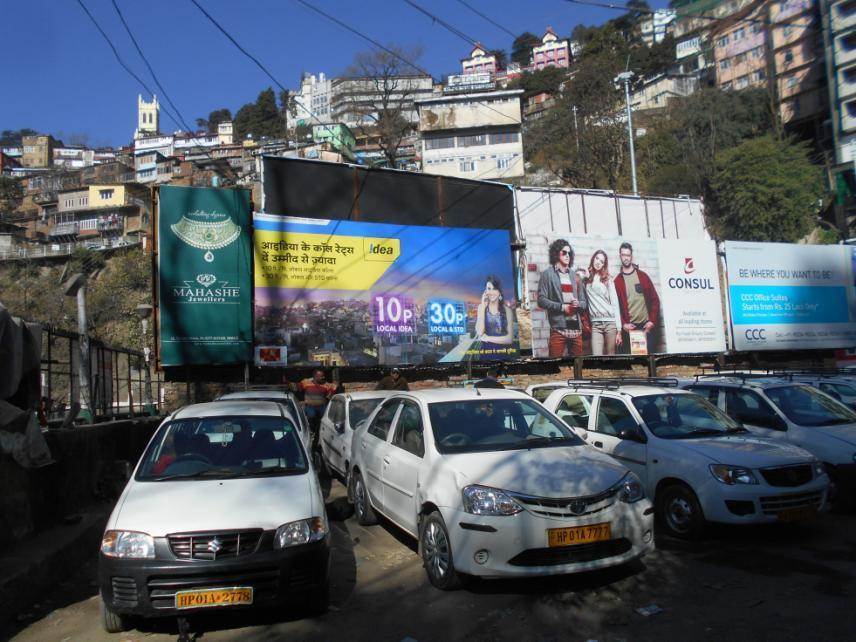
<box><xmin>842</xmin><ymin>33</ymin><xmax>856</xmax><ymax>51</ymax></box>
<box><xmin>459</xmin><ymin>160</ymin><xmax>475</xmax><ymax>172</ymax></box>
<box><xmin>787</xmin><ymin>75</ymin><xmax>798</xmax><ymax>89</ymax></box>
<box><xmin>489</xmin><ymin>131</ymin><xmax>520</xmax><ymax>145</ymax></box>
<box><xmin>735</xmin><ymin>75</ymin><xmax>749</xmax><ymax>89</ymax></box>
<box><xmin>846</xmin><ymin>101</ymin><xmax>856</xmax><ymax>118</ymax></box>
<box><xmin>424</xmin><ymin>136</ymin><xmax>455</xmax><ymax>150</ymax></box>
<box><xmin>720</xmin><ymin>58</ymin><xmax>731</xmax><ymax>69</ymax></box>
<box><xmin>79</xmin><ymin>219</ymin><xmax>98</xmax><ymax>231</ymax></box>
<box><xmin>839</xmin><ymin>0</ymin><xmax>856</xmax><ymax>18</ymax></box>
<box><xmin>783</xmin><ymin>25</ymin><xmax>793</xmax><ymax>38</ymax></box>
<box><xmin>751</xmin><ymin>23</ymin><xmax>763</xmax><ymax>34</ymax></box>
<box><xmin>99</xmin><ymin>189</ymin><xmax>114</xmax><ymax>200</ymax></box>
<box><xmin>752</xmin><ymin>46</ymin><xmax>764</xmax><ymax>59</ymax></box>
<box><xmin>458</xmin><ymin>134</ymin><xmax>487</xmax><ymax>147</ymax></box>
<box><xmin>844</xmin><ymin>66</ymin><xmax>856</xmax><ymax>84</ymax></box>
<box><xmin>734</xmin><ymin>53</ymin><xmax>746</xmax><ymax>65</ymax></box>
<box><xmin>784</xmin><ymin>50</ymin><xmax>794</xmax><ymax>64</ymax></box>
<box><xmin>733</xmin><ymin>28</ymin><xmax>745</xmax><ymax>41</ymax></box>
<box><xmin>716</xmin><ymin>35</ymin><xmax>729</xmax><ymax>48</ymax></box>
<box><xmin>496</xmin><ymin>157</ymin><xmax>511</xmax><ymax>170</ymax></box>
<box><xmin>752</xmin><ymin>69</ymin><xmax>766</xmax><ymax>83</ymax></box>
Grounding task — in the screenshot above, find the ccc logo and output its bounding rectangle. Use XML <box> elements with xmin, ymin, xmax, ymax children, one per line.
<box><xmin>744</xmin><ymin>329</ymin><xmax>767</xmax><ymax>341</ymax></box>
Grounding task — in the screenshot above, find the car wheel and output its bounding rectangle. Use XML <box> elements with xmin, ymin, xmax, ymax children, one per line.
<box><xmin>419</xmin><ymin>511</ymin><xmax>465</xmax><ymax>590</ymax></box>
<box><xmin>100</xmin><ymin>594</ymin><xmax>129</xmax><ymax>633</ymax></box>
<box><xmin>313</xmin><ymin>446</ymin><xmax>330</xmax><ymax>479</ymax></box>
<box><xmin>657</xmin><ymin>483</ymin><xmax>705</xmax><ymax>540</ymax></box>
<box><xmin>352</xmin><ymin>472</ymin><xmax>377</xmax><ymax>526</ymax></box>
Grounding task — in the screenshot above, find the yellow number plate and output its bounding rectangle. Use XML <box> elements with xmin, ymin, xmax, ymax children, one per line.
<box><xmin>175</xmin><ymin>587</ymin><xmax>253</xmax><ymax>610</ymax></box>
<box><xmin>547</xmin><ymin>523</ymin><xmax>611</xmax><ymax>547</ymax></box>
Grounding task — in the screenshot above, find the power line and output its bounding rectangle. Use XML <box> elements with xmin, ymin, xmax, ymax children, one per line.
<box><xmin>292</xmin><ymin>0</ymin><xmax>432</xmax><ymax>77</ymax></box>
<box><xmin>402</xmin><ymin>0</ymin><xmax>486</xmax><ymax>49</ymax></box>
<box><xmin>110</xmin><ymin>0</ymin><xmax>240</xmax><ymax>184</ymax></box>
<box><xmin>454</xmin><ymin>0</ymin><xmax>517</xmax><ymax>40</ymax></box>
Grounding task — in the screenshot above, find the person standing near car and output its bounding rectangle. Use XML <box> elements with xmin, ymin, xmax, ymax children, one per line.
<box><xmin>538</xmin><ymin>239</ymin><xmax>588</xmax><ymax>358</ymax></box>
<box><xmin>614</xmin><ymin>241</ymin><xmax>660</xmax><ymax>354</ymax></box>
<box><xmin>297</xmin><ymin>369</ymin><xmax>336</xmax><ymax>445</ymax></box>
<box><xmin>377</xmin><ymin>367</ymin><xmax>410</xmax><ymax>391</ymax></box>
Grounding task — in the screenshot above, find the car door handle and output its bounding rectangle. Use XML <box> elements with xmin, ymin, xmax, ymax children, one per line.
<box><xmin>593</xmin><ymin>441</ymin><xmax>603</xmax><ymax>448</ymax></box>
<box><xmin>383</xmin><ymin>456</ymin><xmax>391</xmax><ymax>465</ymax></box>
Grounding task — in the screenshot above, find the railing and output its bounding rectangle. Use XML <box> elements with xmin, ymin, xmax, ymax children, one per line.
<box><xmin>50</xmin><ymin>222</ymin><xmax>79</xmax><ymax>236</ymax></box>
<box><xmin>0</xmin><ymin>239</ymin><xmax>140</xmax><ymax>262</ymax></box>
<box><xmin>39</xmin><ymin>324</ymin><xmax>164</xmax><ymax>426</ymax></box>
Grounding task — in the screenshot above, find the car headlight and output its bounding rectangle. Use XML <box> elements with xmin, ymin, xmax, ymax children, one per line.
<box><xmin>813</xmin><ymin>461</ymin><xmax>827</xmax><ymax>477</ymax></box>
<box><xmin>101</xmin><ymin>530</ymin><xmax>155</xmax><ymax>558</ymax></box>
<box><xmin>615</xmin><ymin>473</ymin><xmax>645</xmax><ymax>503</ymax></box>
<box><xmin>274</xmin><ymin>517</ymin><xmax>328</xmax><ymax>548</ymax></box>
<box><xmin>709</xmin><ymin>464</ymin><xmax>758</xmax><ymax>485</ymax></box>
<box><xmin>462</xmin><ymin>485</ymin><xmax>523</xmax><ymax>516</ymax></box>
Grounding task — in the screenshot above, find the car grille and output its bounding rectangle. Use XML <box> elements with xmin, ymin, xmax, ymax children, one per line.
<box><xmin>508</xmin><ymin>538</ymin><xmax>632</xmax><ymax>567</ymax></box>
<box><xmin>111</xmin><ymin>576</ymin><xmax>139</xmax><ymax>608</ymax></box>
<box><xmin>760</xmin><ymin>465</ymin><xmax>813</xmax><ymax>488</ymax></box>
<box><xmin>147</xmin><ymin>568</ymin><xmax>280</xmax><ymax>610</ymax></box>
<box><xmin>759</xmin><ymin>491</ymin><xmax>824</xmax><ymax>515</ymax></box>
<box><xmin>168</xmin><ymin>529</ymin><xmax>264</xmax><ymax>560</ymax></box>
<box><xmin>512</xmin><ymin>487</ymin><xmax>619</xmax><ymax>519</ymax></box>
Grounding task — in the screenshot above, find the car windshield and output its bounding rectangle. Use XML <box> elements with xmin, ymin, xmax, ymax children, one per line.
<box><xmin>349</xmin><ymin>399</ymin><xmax>384</xmax><ymax>429</ymax></box>
<box><xmin>765</xmin><ymin>385</ymin><xmax>856</xmax><ymax>427</ymax></box>
<box><xmin>531</xmin><ymin>386</ymin><xmax>562</xmax><ymax>403</ymax></box>
<box><xmin>136</xmin><ymin>415</ymin><xmax>307</xmax><ymax>481</ymax></box>
<box><xmin>428</xmin><ymin>398</ymin><xmax>583</xmax><ymax>454</ymax></box>
<box><xmin>632</xmin><ymin>393</ymin><xmax>741</xmax><ymax>439</ymax></box>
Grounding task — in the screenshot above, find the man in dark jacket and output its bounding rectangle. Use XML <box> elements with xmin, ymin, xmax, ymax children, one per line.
<box><xmin>377</xmin><ymin>367</ymin><xmax>410</xmax><ymax>391</ymax></box>
<box><xmin>537</xmin><ymin>239</ymin><xmax>588</xmax><ymax>358</ymax></box>
<box><xmin>474</xmin><ymin>368</ymin><xmax>505</xmax><ymax>389</ymax></box>
<box><xmin>614</xmin><ymin>241</ymin><xmax>661</xmax><ymax>354</ymax></box>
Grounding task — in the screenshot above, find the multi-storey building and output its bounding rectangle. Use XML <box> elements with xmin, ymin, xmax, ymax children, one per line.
<box><xmin>135</xmin><ymin>94</ymin><xmax>160</xmax><ymax>139</ymax></box>
<box><xmin>21</xmin><ymin>135</ymin><xmax>57</xmax><ymax>168</ymax></box>
<box><xmin>416</xmin><ymin>88</ymin><xmax>525</xmax><ymax>181</ymax></box>
<box><xmin>461</xmin><ymin>43</ymin><xmax>498</xmax><ymax>76</ymax></box>
<box><xmin>711</xmin><ymin>2</ymin><xmax>769</xmax><ymax>92</ymax></box>
<box><xmin>330</xmin><ymin>75</ymin><xmax>434</xmax><ymax>129</ymax></box>
<box><xmin>532</xmin><ymin>27</ymin><xmax>571</xmax><ymax>70</ymax></box>
<box><xmin>52</xmin><ymin>184</ymin><xmax>149</xmax><ymax>246</ymax></box>
<box><xmin>293</xmin><ymin>72</ymin><xmax>332</xmax><ymax>125</ymax></box>
<box><xmin>640</xmin><ymin>9</ymin><xmax>677</xmax><ymax>46</ymax></box>
<box><xmin>631</xmin><ymin>72</ymin><xmax>700</xmax><ymax>109</ymax></box>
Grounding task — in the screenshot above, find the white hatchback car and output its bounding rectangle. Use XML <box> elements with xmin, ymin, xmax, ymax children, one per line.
<box><xmin>541</xmin><ymin>383</ymin><xmax>829</xmax><ymax>538</ymax></box>
<box><xmin>97</xmin><ymin>401</ymin><xmax>329</xmax><ymax>632</ymax></box>
<box><xmin>319</xmin><ymin>391</ymin><xmax>394</xmax><ymax>480</ymax></box>
<box><xmin>349</xmin><ymin>389</ymin><xmax>654</xmax><ymax>589</ymax></box>
<box><xmin>215</xmin><ymin>389</ymin><xmax>311</xmax><ymax>447</ymax></box>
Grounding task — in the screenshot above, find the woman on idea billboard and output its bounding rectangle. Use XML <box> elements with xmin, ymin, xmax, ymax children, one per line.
<box><xmin>584</xmin><ymin>250</ymin><xmax>623</xmax><ymax>356</ymax></box>
<box><xmin>474</xmin><ymin>275</ymin><xmax>514</xmax><ymax>360</ymax></box>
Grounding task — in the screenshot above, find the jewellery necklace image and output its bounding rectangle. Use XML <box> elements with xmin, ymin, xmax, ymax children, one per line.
<box><xmin>170</xmin><ymin>215</ymin><xmax>240</xmax><ymax>263</ymax></box>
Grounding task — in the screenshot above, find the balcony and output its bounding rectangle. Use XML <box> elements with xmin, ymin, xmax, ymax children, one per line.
<box><xmin>49</xmin><ymin>222</ymin><xmax>79</xmax><ymax>237</ymax></box>
<box><xmin>836</xmin><ymin>33</ymin><xmax>856</xmax><ymax>67</ymax></box>
<box><xmin>97</xmin><ymin>219</ymin><xmax>122</xmax><ymax>232</ymax></box>
<box><xmin>833</xmin><ymin>0</ymin><xmax>856</xmax><ymax>31</ymax></box>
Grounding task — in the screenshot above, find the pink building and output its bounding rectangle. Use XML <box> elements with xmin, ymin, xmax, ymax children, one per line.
<box><xmin>461</xmin><ymin>43</ymin><xmax>498</xmax><ymax>76</ymax></box>
<box><xmin>531</xmin><ymin>27</ymin><xmax>571</xmax><ymax>70</ymax></box>
<box><xmin>712</xmin><ymin>2</ymin><xmax>769</xmax><ymax>92</ymax></box>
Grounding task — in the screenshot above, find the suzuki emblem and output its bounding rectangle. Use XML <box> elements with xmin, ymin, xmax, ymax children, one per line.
<box><xmin>207</xmin><ymin>537</ymin><xmax>223</xmax><ymax>554</ymax></box>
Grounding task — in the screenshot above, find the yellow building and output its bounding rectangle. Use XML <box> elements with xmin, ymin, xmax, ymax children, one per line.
<box><xmin>87</xmin><ymin>185</ymin><xmax>126</xmax><ymax>208</ymax></box>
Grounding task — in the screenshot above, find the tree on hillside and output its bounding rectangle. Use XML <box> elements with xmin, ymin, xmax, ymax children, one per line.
<box><xmin>637</xmin><ymin>87</ymin><xmax>774</xmax><ymax>196</ymax></box>
<box><xmin>512</xmin><ymin>66</ymin><xmax>567</xmax><ymax>96</ymax></box>
<box><xmin>196</xmin><ymin>108</ymin><xmax>233</xmax><ymax>133</ymax></box>
<box><xmin>706</xmin><ymin>135</ymin><xmax>822</xmax><ymax>242</ymax></box>
<box><xmin>511</xmin><ymin>32</ymin><xmax>540</xmax><ymax>66</ymax></box>
<box><xmin>0</xmin><ymin>176</ymin><xmax>23</xmax><ymax>212</ymax></box>
<box><xmin>0</xmin><ymin>128</ymin><xmax>38</xmax><ymax>146</ymax></box>
<box><xmin>233</xmin><ymin>88</ymin><xmax>287</xmax><ymax>141</ymax></box>
<box><xmin>489</xmin><ymin>49</ymin><xmax>508</xmax><ymax>69</ymax></box>
<box><xmin>342</xmin><ymin>44</ymin><xmax>425</xmax><ymax>167</ymax></box>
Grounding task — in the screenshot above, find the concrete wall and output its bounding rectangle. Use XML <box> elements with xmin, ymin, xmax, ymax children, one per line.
<box><xmin>0</xmin><ymin>417</ymin><xmax>161</xmax><ymax>548</ymax></box>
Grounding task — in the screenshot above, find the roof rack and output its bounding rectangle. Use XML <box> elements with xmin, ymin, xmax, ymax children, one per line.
<box><xmin>694</xmin><ymin>371</ymin><xmax>793</xmax><ymax>383</ymax></box>
<box><xmin>566</xmin><ymin>377</ymin><xmax>679</xmax><ymax>389</ymax></box>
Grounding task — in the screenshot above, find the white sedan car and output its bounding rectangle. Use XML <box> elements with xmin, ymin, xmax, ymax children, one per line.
<box><xmin>541</xmin><ymin>384</ymin><xmax>829</xmax><ymax>538</ymax></box>
<box><xmin>319</xmin><ymin>391</ymin><xmax>394</xmax><ymax>480</ymax></box>
<box><xmin>349</xmin><ymin>389</ymin><xmax>654</xmax><ymax>589</ymax></box>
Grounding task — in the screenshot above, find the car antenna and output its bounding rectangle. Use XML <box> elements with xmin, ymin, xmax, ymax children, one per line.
<box><xmin>474</xmin><ymin>384</ymin><xmax>481</xmax><ymax>397</ymax></box>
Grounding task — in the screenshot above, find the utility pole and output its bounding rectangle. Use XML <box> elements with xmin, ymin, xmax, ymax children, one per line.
<box><xmin>64</xmin><ymin>273</ymin><xmax>92</xmax><ymax>424</ymax></box>
<box><xmin>571</xmin><ymin>104</ymin><xmax>580</xmax><ymax>151</ymax></box>
<box><xmin>615</xmin><ymin>71</ymin><xmax>638</xmax><ymax>196</ymax></box>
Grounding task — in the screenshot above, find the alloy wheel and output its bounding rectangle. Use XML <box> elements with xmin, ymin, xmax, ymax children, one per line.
<box><xmin>422</xmin><ymin>522</ymin><xmax>450</xmax><ymax>579</ymax></box>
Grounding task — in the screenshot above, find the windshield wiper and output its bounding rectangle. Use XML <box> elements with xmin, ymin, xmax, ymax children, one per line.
<box><xmin>685</xmin><ymin>428</ymin><xmax>726</xmax><ymax>438</ymax></box>
<box><xmin>518</xmin><ymin>435</ymin><xmax>572</xmax><ymax>449</ymax></box>
<box><xmin>725</xmin><ymin>427</ymin><xmax>749</xmax><ymax>434</ymax></box>
<box><xmin>149</xmin><ymin>467</ymin><xmax>240</xmax><ymax>481</ymax></box>
<box><xmin>230</xmin><ymin>466</ymin><xmax>306</xmax><ymax>476</ymax></box>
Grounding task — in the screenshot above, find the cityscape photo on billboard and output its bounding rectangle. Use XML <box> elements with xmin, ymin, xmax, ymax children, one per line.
<box><xmin>253</xmin><ymin>214</ymin><xmax>520</xmax><ymax>366</ymax></box>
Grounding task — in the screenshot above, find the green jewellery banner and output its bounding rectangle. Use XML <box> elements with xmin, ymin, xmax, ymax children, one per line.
<box><xmin>157</xmin><ymin>185</ymin><xmax>252</xmax><ymax>366</ymax></box>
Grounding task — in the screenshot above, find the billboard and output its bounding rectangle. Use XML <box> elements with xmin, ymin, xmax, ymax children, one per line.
<box><xmin>156</xmin><ymin>186</ymin><xmax>253</xmax><ymax>366</ymax></box>
<box><xmin>725</xmin><ymin>241</ymin><xmax>856</xmax><ymax>351</ymax></box>
<box><xmin>524</xmin><ymin>235</ymin><xmax>725</xmax><ymax>357</ymax></box>
<box><xmin>253</xmin><ymin>214</ymin><xmax>519</xmax><ymax>366</ymax></box>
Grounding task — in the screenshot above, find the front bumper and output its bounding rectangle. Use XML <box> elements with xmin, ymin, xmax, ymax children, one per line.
<box><xmin>98</xmin><ymin>535</ymin><xmax>330</xmax><ymax>618</ymax></box>
<box><xmin>697</xmin><ymin>475</ymin><xmax>830</xmax><ymax>524</ymax></box>
<box><xmin>440</xmin><ymin>499</ymin><xmax>654</xmax><ymax>578</ymax></box>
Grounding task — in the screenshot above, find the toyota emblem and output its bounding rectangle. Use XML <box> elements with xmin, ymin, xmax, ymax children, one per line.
<box><xmin>568</xmin><ymin>500</ymin><xmax>587</xmax><ymax>515</ymax></box>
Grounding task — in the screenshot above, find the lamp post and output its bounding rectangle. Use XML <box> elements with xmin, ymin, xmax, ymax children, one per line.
<box><xmin>63</xmin><ymin>273</ymin><xmax>92</xmax><ymax>424</ymax></box>
<box><xmin>135</xmin><ymin>304</ymin><xmax>155</xmax><ymax>414</ymax></box>
<box><xmin>614</xmin><ymin>71</ymin><xmax>638</xmax><ymax>196</ymax></box>
<box><xmin>571</xmin><ymin>104</ymin><xmax>580</xmax><ymax>151</ymax></box>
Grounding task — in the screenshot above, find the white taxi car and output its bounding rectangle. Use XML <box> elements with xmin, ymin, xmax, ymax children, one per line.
<box><xmin>319</xmin><ymin>391</ymin><xmax>393</xmax><ymax>481</ymax></box>
<box><xmin>541</xmin><ymin>382</ymin><xmax>829</xmax><ymax>538</ymax></box>
<box><xmin>349</xmin><ymin>389</ymin><xmax>654</xmax><ymax>589</ymax></box>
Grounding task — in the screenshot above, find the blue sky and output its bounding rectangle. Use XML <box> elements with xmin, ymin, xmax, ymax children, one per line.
<box><xmin>1</xmin><ymin>0</ymin><xmax>668</xmax><ymax>147</ymax></box>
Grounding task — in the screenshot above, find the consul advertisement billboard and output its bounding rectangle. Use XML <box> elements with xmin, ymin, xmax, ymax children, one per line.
<box><xmin>524</xmin><ymin>235</ymin><xmax>726</xmax><ymax>357</ymax></box>
<box><xmin>156</xmin><ymin>186</ymin><xmax>253</xmax><ymax>366</ymax></box>
<box><xmin>253</xmin><ymin>214</ymin><xmax>520</xmax><ymax>366</ymax></box>
<box><xmin>725</xmin><ymin>241</ymin><xmax>856</xmax><ymax>351</ymax></box>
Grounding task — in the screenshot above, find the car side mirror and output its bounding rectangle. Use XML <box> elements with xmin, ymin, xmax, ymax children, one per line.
<box><xmin>618</xmin><ymin>427</ymin><xmax>645</xmax><ymax>443</ymax></box>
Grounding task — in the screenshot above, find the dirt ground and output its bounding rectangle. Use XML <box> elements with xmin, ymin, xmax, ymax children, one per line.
<box><xmin>6</xmin><ymin>479</ymin><xmax>856</xmax><ymax>642</ymax></box>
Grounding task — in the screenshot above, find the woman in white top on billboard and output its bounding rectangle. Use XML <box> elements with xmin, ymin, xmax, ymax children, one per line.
<box><xmin>584</xmin><ymin>250</ymin><xmax>623</xmax><ymax>356</ymax></box>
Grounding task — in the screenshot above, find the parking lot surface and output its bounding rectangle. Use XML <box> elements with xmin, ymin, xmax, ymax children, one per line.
<box><xmin>7</xmin><ymin>479</ymin><xmax>856</xmax><ymax>642</ymax></box>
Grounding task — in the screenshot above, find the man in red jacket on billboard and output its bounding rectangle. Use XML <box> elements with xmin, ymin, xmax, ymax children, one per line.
<box><xmin>614</xmin><ymin>242</ymin><xmax>661</xmax><ymax>355</ymax></box>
